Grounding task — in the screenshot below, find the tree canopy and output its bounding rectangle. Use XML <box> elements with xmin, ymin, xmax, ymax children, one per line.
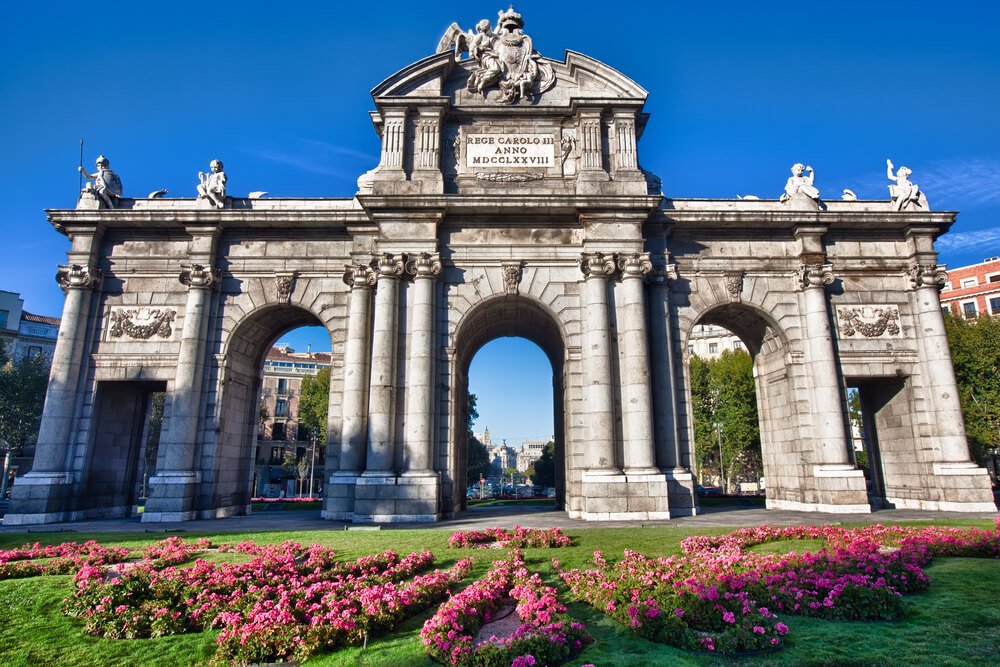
<box><xmin>466</xmin><ymin>393</ymin><xmax>491</xmax><ymax>482</ymax></box>
<box><xmin>689</xmin><ymin>349</ymin><xmax>761</xmax><ymax>491</ymax></box>
<box><xmin>0</xmin><ymin>349</ymin><xmax>50</xmax><ymax>453</ymax></box>
<box><xmin>944</xmin><ymin>313</ymin><xmax>1000</xmax><ymax>463</ymax></box>
<box><xmin>297</xmin><ymin>367</ymin><xmax>330</xmax><ymax>445</ymax></box>
<box><xmin>527</xmin><ymin>440</ymin><xmax>556</xmax><ymax>487</ymax></box>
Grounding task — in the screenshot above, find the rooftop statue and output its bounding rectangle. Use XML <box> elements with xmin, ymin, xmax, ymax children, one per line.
<box><xmin>437</xmin><ymin>6</ymin><xmax>556</xmax><ymax>104</ymax></box>
<box><xmin>197</xmin><ymin>159</ymin><xmax>227</xmax><ymax>209</ymax></box>
<box><xmin>77</xmin><ymin>155</ymin><xmax>123</xmax><ymax>209</ymax></box>
<box><xmin>886</xmin><ymin>159</ymin><xmax>928</xmax><ymax>211</ymax></box>
<box><xmin>780</xmin><ymin>163</ymin><xmax>821</xmax><ymax>204</ymax></box>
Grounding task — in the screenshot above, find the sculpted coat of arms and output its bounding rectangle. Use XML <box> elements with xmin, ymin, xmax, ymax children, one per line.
<box><xmin>437</xmin><ymin>6</ymin><xmax>556</xmax><ymax>104</ymax></box>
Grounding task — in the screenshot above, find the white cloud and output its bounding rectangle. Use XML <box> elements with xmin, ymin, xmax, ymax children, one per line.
<box><xmin>935</xmin><ymin>226</ymin><xmax>1000</xmax><ymax>252</ymax></box>
<box><xmin>918</xmin><ymin>157</ymin><xmax>1000</xmax><ymax>209</ymax></box>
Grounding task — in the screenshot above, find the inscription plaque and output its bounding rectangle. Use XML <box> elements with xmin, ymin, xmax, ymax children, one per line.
<box><xmin>466</xmin><ymin>134</ymin><xmax>556</xmax><ymax>168</ymax></box>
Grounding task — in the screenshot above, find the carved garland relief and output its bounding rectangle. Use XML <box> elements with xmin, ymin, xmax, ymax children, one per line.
<box><xmin>836</xmin><ymin>305</ymin><xmax>902</xmax><ymax>338</ymax></box>
<box><xmin>108</xmin><ymin>308</ymin><xmax>176</xmax><ymax>340</ymax></box>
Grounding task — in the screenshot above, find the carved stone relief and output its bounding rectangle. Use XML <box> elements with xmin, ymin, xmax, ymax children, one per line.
<box><xmin>723</xmin><ymin>271</ymin><xmax>744</xmax><ymax>302</ymax></box>
<box><xmin>275</xmin><ymin>272</ymin><xmax>297</xmax><ymax>303</ymax></box>
<box><xmin>56</xmin><ymin>264</ymin><xmax>101</xmax><ymax>291</ymax></box>
<box><xmin>179</xmin><ymin>264</ymin><xmax>219</xmax><ymax>289</ymax></box>
<box><xmin>836</xmin><ymin>305</ymin><xmax>902</xmax><ymax>338</ymax></box>
<box><xmin>476</xmin><ymin>172</ymin><xmax>544</xmax><ymax>182</ymax></box>
<box><xmin>796</xmin><ymin>263</ymin><xmax>835</xmax><ymax>290</ymax></box>
<box><xmin>907</xmin><ymin>263</ymin><xmax>948</xmax><ymax>290</ymax></box>
<box><xmin>501</xmin><ymin>261</ymin><xmax>523</xmax><ymax>295</ymax></box>
<box><xmin>108</xmin><ymin>308</ymin><xmax>176</xmax><ymax>340</ymax></box>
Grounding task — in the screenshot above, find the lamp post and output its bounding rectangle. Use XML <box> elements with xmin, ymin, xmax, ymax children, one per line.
<box><xmin>714</xmin><ymin>421</ymin><xmax>725</xmax><ymax>494</ymax></box>
<box><xmin>307</xmin><ymin>426</ymin><xmax>318</xmax><ymax>499</ymax></box>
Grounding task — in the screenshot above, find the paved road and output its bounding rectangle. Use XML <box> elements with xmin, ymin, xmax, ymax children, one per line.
<box><xmin>1</xmin><ymin>502</ymin><xmax>995</xmax><ymax>535</ymax></box>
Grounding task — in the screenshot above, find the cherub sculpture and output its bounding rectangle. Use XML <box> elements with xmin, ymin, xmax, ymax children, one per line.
<box><xmin>886</xmin><ymin>159</ymin><xmax>928</xmax><ymax>211</ymax></box>
<box><xmin>197</xmin><ymin>159</ymin><xmax>227</xmax><ymax>209</ymax></box>
<box><xmin>780</xmin><ymin>163</ymin><xmax>821</xmax><ymax>203</ymax></box>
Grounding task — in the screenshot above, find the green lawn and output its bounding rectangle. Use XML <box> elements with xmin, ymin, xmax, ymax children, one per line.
<box><xmin>0</xmin><ymin>519</ymin><xmax>996</xmax><ymax>666</ymax></box>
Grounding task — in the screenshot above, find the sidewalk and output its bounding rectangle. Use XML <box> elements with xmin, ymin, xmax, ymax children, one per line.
<box><xmin>2</xmin><ymin>502</ymin><xmax>995</xmax><ymax>536</ymax></box>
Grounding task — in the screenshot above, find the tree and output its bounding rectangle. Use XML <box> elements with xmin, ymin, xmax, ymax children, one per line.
<box><xmin>527</xmin><ymin>440</ymin><xmax>556</xmax><ymax>487</ymax></box>
<box><xmin>944</xmin><ymin>313</ymin><xmax>1000</xmax><ymax>464</ymax></box>
<box><xmin>465</xmin><ymin>393</ymin><xmax>491</xmax><ymax>482</ymax></box>
<box><xmin>0</xmin><ymin>351</ymin><xmax>50</xmax><ymax>453</ymax></box>
<box><xmin>297</xmin><ymin>368</ymin><xmax>330</xmax><ymax>445</ymax></box>
<box><xmin>689</xmin><ymin>349</ymin><xmax>761</xmax><ymax>491</ymax></box>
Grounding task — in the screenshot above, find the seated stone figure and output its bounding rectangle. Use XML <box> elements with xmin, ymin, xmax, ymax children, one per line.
<box><xmin>780</xmin><ymin>163</ymin><xmax>820</xmax><ymax>203</ymax></box>
<box><xmin>886</xmin><ymin>159</ymin><xmax>928</xmax><ymax>211</ymax></box>
<box><xmin>78</xmin><ymin>155</ymin><xmax>123</xmax><ymax>209</ymax></box>
<box><xmin>197</xmin><ymin>159</ymin><xmax>227</xmax><ymax>209</ymax></box>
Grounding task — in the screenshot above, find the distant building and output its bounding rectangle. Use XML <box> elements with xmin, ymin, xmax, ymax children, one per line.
<box><xmin>687</xmin><ymin>323</ymin><xmax>745</xmax><ymax>359</ymax></box>
<box><xmin>516</xmin><ymin>437</ymin><xmax>552</xmax><ymax>473</ymax></box>
<box><xmin>0</xmin><ymin>290</ymin><xmax>60</xmax><ymax>362</ymax></box>
<box><xmin>255</xmin><ymin>345</ymin><xmax>331</xmax><ymax>497</ymax></box>
<box><xmin>940</xmin><ymin>256</ymin><xmax>1000</xmax><ymax>319</ymax></box>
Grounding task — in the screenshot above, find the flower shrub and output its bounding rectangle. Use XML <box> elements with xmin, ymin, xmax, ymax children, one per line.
<box><xmin>448</xmin><ymin>527</ymin><xmax>572</xmax><ymax>549</ymax></box>
<box><xmin>559</xmin><ymin>522</ymin><xmax>1000</xmax><ymax>655</ymax></box>
<box><xmin>62</xmin><ymin>540</ymin><xmax>470</xmax><ymax>665</ymax></box>
<box><xmin>422</xmin><ymin>550</ymin><xmax>589</xmax><ymax>666</ymax></box>
<box><xmin>0</xmin><ymin>541</ymin><xmax>130</xmax><ymax>580</ymax></box>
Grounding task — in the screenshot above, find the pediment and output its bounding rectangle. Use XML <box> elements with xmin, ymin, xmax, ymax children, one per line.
<box><xmin>372</xmin><ymin>50</ymin><xmax>648</xmax><ymax>109</ymax></box>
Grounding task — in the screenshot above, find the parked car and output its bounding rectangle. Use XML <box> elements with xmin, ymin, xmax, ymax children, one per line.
<box><xmin>696</xmin><ymin>484</ymin><xmax>722</xmax><ymax>497</ymax></box>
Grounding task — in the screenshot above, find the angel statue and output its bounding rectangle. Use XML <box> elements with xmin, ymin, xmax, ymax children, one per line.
<box><xmin>436</xmin><ymin>6</ymin><xmax>555</xmax><ymax>104</ymax></box>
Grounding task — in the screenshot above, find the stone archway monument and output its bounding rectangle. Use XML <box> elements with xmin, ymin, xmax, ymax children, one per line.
<box><xmin>8</xmin><ymin>8</ymin><xmax>994</xmax><ymax>525</ymax></box>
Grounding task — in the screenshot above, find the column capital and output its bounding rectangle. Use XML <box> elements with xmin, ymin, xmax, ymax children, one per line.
<box><xmin>179</xmin><ymin>263</ymin><xmax>220</xmax><ymax>289</ymax></box>
<box><xmin>343</xmin><ymin>263</ymin><xmax>377</xmax><ymax>289</ymax></box>
<box><xmin>649</xmin><ymin>261</ymin><xmax>678</xmax><ymax>286</ymax></box>
<box><xmin>372</xmin><ymin>253</ymin><xmax>407</xmax><ymax>279</ymax></box>
<box><xmin>796</xmin><ymin>262</ymin><xmax>835</xmax><ymax>290</ymax></box>
<box><xmin>55</xmin><ymin>264</ymin><xmax>101</xmax><ymax>292</ymax></box>
<box><xmin>407</xmin><ymin>252</ymin><xmax>442</xmax><ymax>280</ymax></box>
<box><xmin>907</xmin><ymin>263</ymin><xmax>948</xmax><ymax>290</ymax></box>
<box><xmin>618</xmin><ymin>252</ymin><xmax>652</xmax><ymax>279</ymax></box>
<box><xmin>579</xmin><ymin>252</ymin><xmax>618</xmax><ymax>279</ymax></box>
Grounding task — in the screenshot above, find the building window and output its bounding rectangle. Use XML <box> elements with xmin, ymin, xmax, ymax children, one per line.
<box><xmin>941</xmin><ymin>306</ymin><xmax>952</xmax><ymax>316</ymax></box>
<box><xmin>987</xmin><ymin>273</ymin><xmax>1000</xmax><ymax>284</ymax></box>
<box><xmin>270</xmin><ymin>447</ymin><xmax>283</xmax><ymax>465</ymax></box>
<box><xmin>277</xmin><ymin>378</ymin><xmax>288</xmax><ymax>395</ymax></box>
<box><xmin>0</xmin><ymin>310</ymin><xmax>7</xmax><ymax>330</ymax></box>
<box><xmin>27</xmin><ymin>346</ymin><xmax>43</xmax><ymax>357</ymax></box>
<box><xmin>275</xmin><ymin>399</ymin><xmax>287</xmax><ymax>417</ymax></box>
<box><xmin>733</xmin><ymin>340</ymin><xmax>742</xmax><ymax>349</ymax></box>
<box><xmin>708</xmin><ymin>342</ymin><xmax>718</xmax><ymax>354</ymax></box>
<box><xmin>962</xmin><ymin>302</ymin><xmax>978</xmax><ymax>319</ymax></box>
<box><xmin>272</xmin><ymin>422</ymin><xmax>286</xmax><ymax>441</ymax></box>
<box><xmin>960</xmin><ymin>277</ymin><xmax>978</xmax><ymax>288</ymax></box>
<box><xmin>990</xmin><ymin>297</ymin><xmax>1000</xmax><ymax>315</ymax></box>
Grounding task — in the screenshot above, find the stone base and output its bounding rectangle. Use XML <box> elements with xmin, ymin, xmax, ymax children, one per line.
<box><xmin>352</xmin><ymin>473</ymin><xmax>441</xmax><ymax>523</ymax></box>
<box><xmin>568</xmin><ymin>471</ymin><xmax>674</xmax><ymax>521</ymax></box>
<box><xmin>323</xmin><ymin>472</ymin><xmax>360</xmax><ymax>520</ymax></box>
<box><xmin>142</xmin><ymin>471</ymin><xmax>201</xmax><ymax>523</ymax></box>
<box><xmin>666</xmin><ymin>468</ymin><xmax>698</xmax><ymax>517</ymax></box>
<box><xmin>4</xmin><ymin>472</ymin><xmax>75</xmax><ymax>525</ymax></box>
<box><xmin>765</xmin><ymin>465</ymin><xmax>871</xmax><ymax>514</ymax></box>
<box><xmin>884</xmin><ymin>463</ymin><xmax>997</xmax><ymax>512</ymax></box>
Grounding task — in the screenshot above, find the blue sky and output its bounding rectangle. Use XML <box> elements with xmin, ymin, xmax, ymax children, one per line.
<box><xmin>3</xmin><ymin>1</ymin><xmax>999</xmax><ymax>445</ymax></box>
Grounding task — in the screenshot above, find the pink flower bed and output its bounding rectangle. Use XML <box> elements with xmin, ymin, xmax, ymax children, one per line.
<box><xmin>0</xmin><ymin>540</ymin><xmax>131</xmax><ymax>580</ymax></box>
<box><xmin>250</xmin><ymin>496</ymin><xmax>319</xmax><ymax>503</ymax></box>
<box><xmin>558</xmin><ymin>521</ymin><xmax>1000</xmax><ymax>655</ymax></box>
<box><xmin>448</xmin><ymin>526</ymin><xmax>573</xmax><ymax>549</ymax></box>
<box><xmin>421</xmin><ymin>550</ymin><xmax>589</xmax><ymax>666</ymax></box>
<box><xmin>62</xmin><ymin>539</ymin><xmax>471</xmax><ymax>665</ymax></box>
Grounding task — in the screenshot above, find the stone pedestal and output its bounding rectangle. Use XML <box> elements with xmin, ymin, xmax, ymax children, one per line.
<box><xmin>665</xmin><ymin>468</ymin><xmax>698</xmax><ymax>516</ymax></box>
<box><xmin>323</xmin><ymin>471</ymin><xmax>360</xmax><ymax>520</ymax></box>
<box><xmin>141</xmin><ymin>471</ymin><xmax>201</xmax><ymax>522</ymax></box>
<box><xmin>571</xmin><ymin>471</ymin><xmax>673</xmax><ymax>521</ymax></box>
<box><xmin>3</xmin><ymin>472</ymin><xmax>75</xmax><ymax>525</ymax></box>
<box><xmin>353</xmin><ymin>473</ymin><xmax>440</xmax><ymax>523</ymax></box>
<box><xmin>766</xmin><ymin>465</ymin><xmax>870</xmax><ymax>513</ymax></box>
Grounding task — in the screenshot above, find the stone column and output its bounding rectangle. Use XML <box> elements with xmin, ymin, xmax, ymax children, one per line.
<box><xmin>797</xmin><ymin>262</ymin><xmax>852</xmax><ymax>467</ymax></box>
<box><xmin>403</xmin><ymin>253</ymin><xmax>441</xmax><ymax>474</ymax></box>
<box><xmin>908</xmin><ymin>263</ymin><xmax>973</xmax><ymax>463</ymax></box>
<box><xmin>577</xmin><ymin>109</ymin><xmax>607</xmax><ymax>177</ymax></box>
<box><xmin>610</xmin><ymin>110</ymin><xmax>639</xmax><ymax>173</ymax></box>
<box><xmin>338</xmin><ymin>263</ymin><xmax>376</xmax><ymax>472</ymax></box>
<box><xmin>144</xmin><ymin>262</ymin><xmax>217</xmax><ymax>522</ymax></box>
<box><xmin>380</xmin><ymin>109</ymin><xmax>407</xmax><ymax>173</ymax></box>
<box><xmin>647</xmin><ymin>262</ymin><xmax>681</xmax><ymax>470</ymax></box>
<box><xmin>580</xmin><ymin>253</ymin><xmax>619</xmax><ymax>473</ymax></box>
<box><xmin>29</xmin><ymin>264</ymin><xmax>102</xmax><ymax>474</ymax></box>
<box><xmin>618</xmin><ymin>253</ymin><xmax>658</xmax><ymax>474</ymax></box>
<box><xmin>365</xmin><ymin>253</ymin><xmax>405</xmax><ymax>475</ymax></box>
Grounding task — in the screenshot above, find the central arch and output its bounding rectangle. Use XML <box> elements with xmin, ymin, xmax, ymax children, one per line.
<box><xmin>451</xmin><ymin>296</ymin><xmax>566</xmax><ymax>513</ymax></box>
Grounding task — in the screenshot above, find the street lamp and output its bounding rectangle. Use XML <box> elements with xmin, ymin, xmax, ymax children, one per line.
<box><xmin>307</xmin><ymin>426</ymin><xmax>318</xmax><ymax>499</ymax></box>
<box><xmin>714</xmin><ymin>421</ymin><xmax>725</xmax><ymax>494</ymax></box>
